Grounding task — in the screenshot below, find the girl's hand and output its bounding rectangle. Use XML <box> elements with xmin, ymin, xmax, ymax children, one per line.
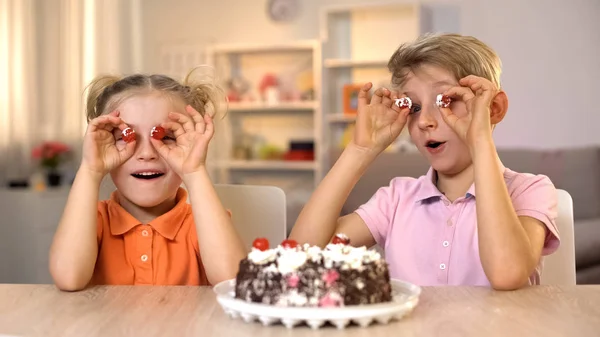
<box><xmin>352</xmin><ymin>82</ymin><xmax>410</xmax><ymax>154</ymax></box>
<box><xmin>150</xmin><ymin>105</ymin><xmax>214</xmax><ymax>177</ymax></box>
<box><xmin>81</xmin><ymin>111</ymin><xmax>136</xmax><ymax>177</ymax></box>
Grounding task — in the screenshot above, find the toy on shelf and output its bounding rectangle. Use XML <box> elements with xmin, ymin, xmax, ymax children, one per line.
<box><xmin>226</xmin><ymin>76</ymin><xmax>252</xmax><ymax>102</ymax></box>
<box><xmin>259</xmin><ymin>74</ymin><xmax>280</xmax><ymax>104</ymax></box>
<box><xmin>283</xmin><ymin>140</ymin><xmax>314</xmax><ymax>161</ymax></box>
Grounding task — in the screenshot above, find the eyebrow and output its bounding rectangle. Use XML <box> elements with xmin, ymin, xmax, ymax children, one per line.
<box><xmin>433</xmin><ymin>80</ymin><xmax>456</xmax><ymax>87</ymax></box>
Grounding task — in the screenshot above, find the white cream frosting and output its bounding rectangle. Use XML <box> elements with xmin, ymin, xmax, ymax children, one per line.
<box><xmin>276</xmin><ymin>250</ymin><xmax>308</xmax><ymax>274</ymax></box>
<box><xmin>248</xmin><ymin>238</ymin><xmax>383</xmax><ymax>273</ymax></box>
<box><xmin>248</xmin><ymin>247</ymin><xmax>277</xmax><ymax>265</ymax></box>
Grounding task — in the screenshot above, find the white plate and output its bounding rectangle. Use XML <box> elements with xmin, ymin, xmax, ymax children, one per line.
<box><xmin>213</xmin><ymin>278</ymin><xmax>421</xmax><ymax>329</ymax></box>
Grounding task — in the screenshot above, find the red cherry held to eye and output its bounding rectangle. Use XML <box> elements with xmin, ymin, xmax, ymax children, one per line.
<box><xmin>281</xmin><ymin>239</ymin><xmax>298</xmax><ymax>249</ymax></box>
<box><xmin>151</xmin><ymin>126</ymin><xmax>166</xmax><ymax>140</ymax></box>
<box><xmin>331</xmin><ymin>234</ymin><xmax>350</xmax><ymax>245</ymax></box>
<box><xmin>436</xmin><ymin>94</ymin><xmax>452</xmax><ymax>108</ymax></box>
<box><xmin>121</xmin><ymin>127</ymin><xmax>136</xmax><ymax>143</ymax></box>
<box><xmin>252</xmin><ymin>238</ymin><xmax>269</xmax><ymax>251</ymax></box>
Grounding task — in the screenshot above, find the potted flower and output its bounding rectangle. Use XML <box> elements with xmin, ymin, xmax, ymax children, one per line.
<box><xmin>31</xmin><ymin>141</ymin><xmax>72</xmax><ymax>187</ymax></box>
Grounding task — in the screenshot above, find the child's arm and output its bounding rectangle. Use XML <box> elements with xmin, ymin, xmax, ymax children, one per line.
<box><xmin>441</xmin><ymin>76</ymin><xmax>551</xmax><ymax>290</ymax></box>
<box><xmin>49</xmin><ymin>111</ymin><xmax>136</xmax><ymax>291</ymax></box>
<box><xmin>290</xmin><ymin>83</ymin><xmax>410</xmax><ymax>247</ymax></box>
<box><xmin>184</xmin><ymin>168</ymin><xmax>246</xmax><ymax>284</ymax></box>
<box><xmin>49</xmin><ymin>168</ymin><xmax>102</xmax><ymax>291</ymax></box>
<box><xmin>151</xmin><ymin>106</ymin><xmax>245</xmax><ymax>284</ymax></box>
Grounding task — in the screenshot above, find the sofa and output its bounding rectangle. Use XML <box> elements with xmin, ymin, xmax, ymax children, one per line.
<box><xmin>330</xmin><ymin>146</ymin><xmax>600</xmax><ymax>284</ymax></box>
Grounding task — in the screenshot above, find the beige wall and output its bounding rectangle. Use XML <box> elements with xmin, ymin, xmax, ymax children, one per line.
<box><xmin>140</xmin><ymin>0</ymin><xmax>600</xmax><ymax>149</ymax></box>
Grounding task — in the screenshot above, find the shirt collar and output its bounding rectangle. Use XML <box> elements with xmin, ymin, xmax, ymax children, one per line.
<box><xmin>414</xmin><ymin>160</ymin><xmax>507</xmax><ymax>202</ymax></box>
<box><xmin>107</xmin><ymin>187</ymin><xmax>190</xmax><ymax>240</ymax></box>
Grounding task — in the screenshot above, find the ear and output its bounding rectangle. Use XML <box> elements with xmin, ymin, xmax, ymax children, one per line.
<box><xmin>490</xmin><ymin>90</ymin><xmax>508</xmax><ymax>124</ymax></box>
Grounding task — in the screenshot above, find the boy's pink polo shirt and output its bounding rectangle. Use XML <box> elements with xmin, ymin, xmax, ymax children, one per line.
<box><xmin>355</xmin><ymin>165</ymin><xmax>560</xmax><ymax>286</ymax></box>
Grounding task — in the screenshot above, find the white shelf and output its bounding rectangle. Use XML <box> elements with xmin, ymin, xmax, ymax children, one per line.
<box><xmin>220</xmin><ymin>160</ymin><xmax>317</xmax><ymax>171</ymax></box>
<box><xmin>324</xmin><ymin>59</ymin><xmax>389</xmax><ymax>68</ymax></box>
<box><xmin>327</xmin><ymin>114</ymin><xmax>356</xmax><ymax>123</ymax></box>
<box><xmin>210</xmin><ymin>40</ymin><xmax>316</xmax><ymax>54</ymax></box>
<box><xmin>228</xmin><ymin>101</ymin><xmax>318</xmax><ymax>112</ymax></box>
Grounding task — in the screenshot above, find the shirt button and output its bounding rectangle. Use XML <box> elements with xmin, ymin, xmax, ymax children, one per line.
<box><xmin>442</xmin><ymin>241</ymin><xmax>449</xmax><ymax>247</ymax></box>
<box><xmin>141</xmin><ymin>254</ymin><xmax>148</xmax><ymax>262</ymax></box>
<box><xmin>447</xmin><ymin>219</ymin><xmax>452</xmax><ymax>226</ymax></box>
<box><xmin>440</xmin><ymin>263</ymin><xmax>446</xmax><ymax>270</ymax></box>
<box><xmin>142</xmin><ymin>230</ymin><xmax>149</xmax><ymax>237</ymax></box>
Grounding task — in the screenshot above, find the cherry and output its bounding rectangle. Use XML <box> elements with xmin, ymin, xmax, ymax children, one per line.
<box><xmin>252</xmin><ymin>237</ymin><xmax>269</xmax><ymax>251</ymax></box>
<box><xmin>331</xmin><ymin>234</ymin><xmax>350</xmax><ymax>245</ymax></box>
<box><xmin>151</xmin><ymin>126</ymin><xmax>166</xmax><ymax>140</ymax></box>
<box><xmin>436</xmin><ymin>94</ymin><xmax>452</xmax><ymax>108</ymax></box>
<box><xmin>281</xmin><ymin>239</ymin><xmax>298</xmax><ymax>249</ymax></box>
<box><xmin>121</xmin><ymin>127</ymin><xmax>136</xmax><ymax>143</ymax></box>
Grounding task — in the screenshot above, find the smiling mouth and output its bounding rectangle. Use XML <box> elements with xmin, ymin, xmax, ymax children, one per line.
<box><xmin>426</xmin><ymin>141</ymin><xmax>446</xmax><ymax>149</ymax></box>
<box><xmin>131</xmin><ymin>172</ymin><xmax>165</xmax><ymax>180</ymax></box>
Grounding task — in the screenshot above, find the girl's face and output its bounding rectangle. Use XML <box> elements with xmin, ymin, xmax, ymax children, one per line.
<box><xmin>109</xmin><ymin>92</ymin><xmax>185</xmax><ymax>209</ymax></box>
<box><xmin>402</xmin><ymin>65</ymin><xmax>472</xmax><ymax>176</ymax></box>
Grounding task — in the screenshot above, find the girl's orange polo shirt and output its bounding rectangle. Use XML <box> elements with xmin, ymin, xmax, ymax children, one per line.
<box><xmin>90</xmin><ymin>188</ymin><xmax>209</xmax><ymax>286</ymax></box>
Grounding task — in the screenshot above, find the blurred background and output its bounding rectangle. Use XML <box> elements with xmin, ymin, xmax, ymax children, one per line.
<box><xmin>1</xmin><ymin>0</ymin><xmax>599</xmax><ymax>284</ymax></box>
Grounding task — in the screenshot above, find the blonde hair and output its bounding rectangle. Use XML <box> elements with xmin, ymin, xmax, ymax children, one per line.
<box><xmin>84</xmin><ymin>66</ymin><xmax>226</xmax><ymax>122</ymax></box>
<box><xmin>388</xmin><ymin>33</ymin><xmax>502</xmax><ymax>89</ymax></box>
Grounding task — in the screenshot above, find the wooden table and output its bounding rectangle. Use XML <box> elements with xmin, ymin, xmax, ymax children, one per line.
<box><xmin>0</xmin><ymin>284</ymin><xmax>599</xmax><ymax>337</ymax></box>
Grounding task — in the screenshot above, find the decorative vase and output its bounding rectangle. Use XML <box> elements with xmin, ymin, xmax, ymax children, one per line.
<box><xmin>46</xmin><ymin>171</ymin><xmax>62</xmax><ymax>187</ymax></box>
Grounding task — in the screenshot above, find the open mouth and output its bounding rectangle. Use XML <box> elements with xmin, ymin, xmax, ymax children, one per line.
<box><xmin>131</xmin><ymin>172</ymin><xmax>165</xmax><ymax>180</ymax></box>
<box><xmin>426</xmin><ymin>141</ymin><xmax>446</xmax><ymax>149</ymax></box>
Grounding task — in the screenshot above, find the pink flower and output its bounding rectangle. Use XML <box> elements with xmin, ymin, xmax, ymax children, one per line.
<box><xmin>322</xmin><ymin>270</ymin><xmax>339</xmax><ymax>287</ymax></box>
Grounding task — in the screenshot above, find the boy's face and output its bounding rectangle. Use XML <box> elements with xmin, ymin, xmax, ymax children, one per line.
<box><xmin>109</xmin><ymin>92</ymin><xmax>184</xmax><ymax>208</ymax></box>
<box><xmin>402</xmin><ymin>65</ymin><xmax>472</xmax><ymax>175</ymax></box>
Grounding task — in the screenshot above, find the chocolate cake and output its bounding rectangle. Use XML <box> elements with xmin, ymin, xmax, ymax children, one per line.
<box><xmin>234</xmin><ymin>234</ymin><xmax>392</xmax><ymax>307</ymax></box>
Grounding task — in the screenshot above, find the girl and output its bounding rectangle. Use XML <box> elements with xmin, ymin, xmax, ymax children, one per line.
<box><xmin>289</xmin><ymin>33</ymin><xmax>560</xmax><ymax>290</ymax></box>
<box><xmin>49</xmin><ymin>68</ymin><xmax>246</xmax><ymax>290</ymax></box>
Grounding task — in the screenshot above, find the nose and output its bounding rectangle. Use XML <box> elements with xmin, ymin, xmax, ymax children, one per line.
<box><xmin>417</xmin><ymin>104</ymin><xmax>439</xmax><ymax>131</ymax></box>
<box><xmin>135</xmin><ymin>134</ymin><xmax>158</xmax><ymax>161</ymax></box>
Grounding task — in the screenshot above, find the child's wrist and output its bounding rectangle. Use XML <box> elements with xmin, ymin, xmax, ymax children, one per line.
<box><xmin>77</xmin><ymin>164</ymin><xmax>106</xmax><ymax>184</ymax></box>
<box><xmin>346</xmin><ymin>141</ymin><xmax>381</xmax><ymax>161</ymax></box>
<box><xmin>182</xmin><ymin>166</ymin><xmax>209</xmax><ymax>185</ymax></box>
<box><xmin>469</xmin><ymin>134</ymin><xmax>496</xmax><ymax>161</ymax></box>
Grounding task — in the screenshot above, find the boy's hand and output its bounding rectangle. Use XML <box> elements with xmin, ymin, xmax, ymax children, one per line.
<box><xmin>439</xmin><ymin>75</ymin><xmax>498</xmax><ymax>148</ymax></box>
<box><xmin>81</xmin><ymin>111</ymin><xmax>136</xmax><ymax>177</ymax></box>
<box><xmin>150</xmin><ymin>105</ymin><xmax>214</xmax><ymax>178</ymax></box>
<box><xmin>352</xmin><ymin>82</ymin><xmax>410</xmax><ymax>154</ymax></box>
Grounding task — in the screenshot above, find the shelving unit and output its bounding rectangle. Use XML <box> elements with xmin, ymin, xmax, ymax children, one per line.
<box><xmin>319</xmin><ymin>2</ymin><xmax>440</xmax><ymax>170</ymax></box>
<box><xmin>206</xmin><ymin>40</ymin><xmax>322</xmax><ymax>228</ymax></box>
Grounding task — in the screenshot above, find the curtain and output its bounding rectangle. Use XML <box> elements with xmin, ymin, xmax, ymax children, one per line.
<box><xmin>0</xmin><ymin>0</ymin><xmax>140</xmax><ymax>186</ymax></box>
<box><xmin>0</xmin><ymin>0</ymin><xmax>38</xmax><ymax>184</ymax></box>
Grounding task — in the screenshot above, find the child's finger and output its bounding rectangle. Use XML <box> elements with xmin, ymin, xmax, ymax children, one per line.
<box><xmin>382</xmin><ymin>95</ymin><xmax>394</xmax><ymax>108</ymax></box>
<box><xmin>168</xmin><ymin>111</ymin><xmax>194</xmax><ymax>133</ymax></box>
<box><xmin>203</xmin><ymin>113</ymin><xmax>214</xmax><ymax>138</ymax></box>
<box><xmin>90</xmin><ymin>115</ymin><xmax>123</xmax><ymax>132</ymax></box>
<box><xmin>370</xmin><ymin>87</ymin><xmax>388</xmax><ymax>105</ymax></box>
<box><xmin>160</xmin><ymin>122</ymin><xmax>186</xmax><ymax>139</ymax></box>
<box><xmin>149</xmin><ymin>136</ymin><xmax>170</xmax><ymax>159</ymax></box>
<box><xmin>443</xmin><ymin>86</ymin><xmax>475</xmax><ymax>103</ymax></box>
<box><xmin>357</xmin><ymin>82</ymin><xmax>372</xmax><ymax>111</ymax></box>
<box><xmin>439</xmin><ymin>106</ymin><xmax>460</xmax><ymax>130</ymax></box>
<box><xmin>118</xmin><ymin>140</ymin><xmax>137</xmax><ymax>163</ymax></box>
<box><xmin>185</xmin><ymin>105</ymin><xmax>205</xmax><ymax>128</ymax></box>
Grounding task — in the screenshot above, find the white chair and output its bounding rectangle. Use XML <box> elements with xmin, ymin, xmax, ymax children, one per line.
<box><xmin>540</xmin><ymin>189</ymin><xmax>577</xmax><ymax>285</ymax></box>
<box><xmin>214</xmin><ymin>184</ymin><xmax>287</xmax><ymax>252</ymax></box>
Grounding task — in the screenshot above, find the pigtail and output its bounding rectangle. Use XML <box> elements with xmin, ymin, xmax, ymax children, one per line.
<box><xmin>182</xmin><ymin>66</ymin><xmax>228</xmax><ymax>119</ymax></box>
<box><xmin>84</xmin><ymin>75</ymin><xmax>121</xmax><ymax>122</ymax></box>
